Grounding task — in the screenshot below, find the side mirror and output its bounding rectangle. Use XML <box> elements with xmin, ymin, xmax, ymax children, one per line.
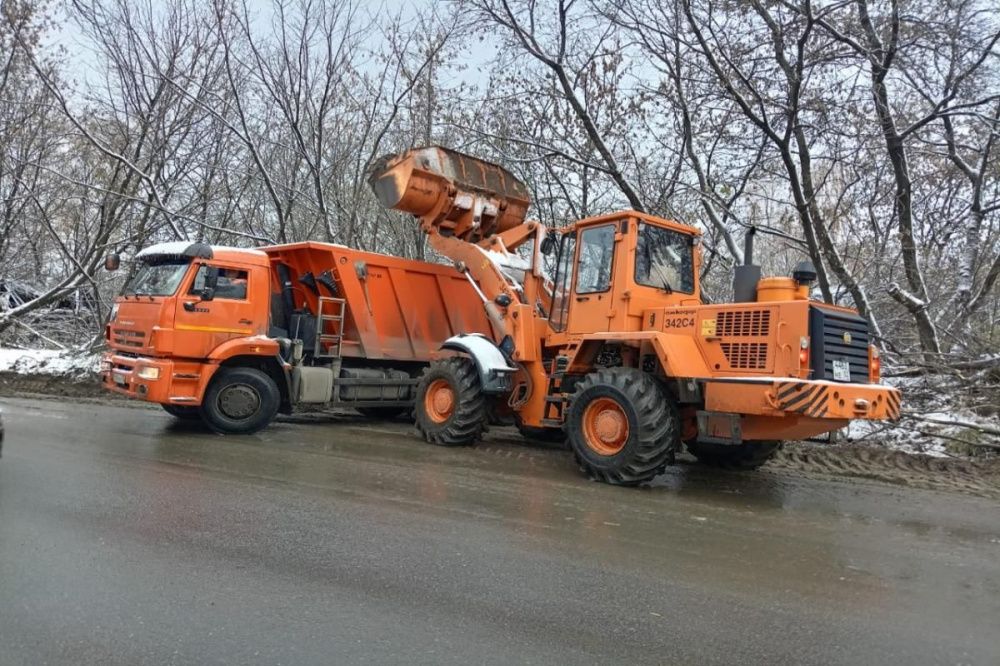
<box><xmin>104</xmin><ymin>253</ymin><xmax>121</xmax><ymax>271</ymax></box>
<box><xmin>540</xmin><ymin>235</ymin><xmax>556</xmax><ymax>256</ymax></box>
<box><xmin>200</xmin><ymin>287</ymin><xmax>216</xmax><ymax>302</ymax></box>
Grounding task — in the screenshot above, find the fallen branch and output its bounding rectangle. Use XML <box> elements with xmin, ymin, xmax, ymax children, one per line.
<box><xmin>904</xmin><ymin>413</ymin><xmax>1000</xmax><ymax>439</ymax></box>
<box><xmin>7</xmin><ymin>314</ymin><xmax>69</xmax><ymax>350</ymax></box>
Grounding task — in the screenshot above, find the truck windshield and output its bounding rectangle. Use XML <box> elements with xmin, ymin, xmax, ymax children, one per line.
<box><xmin>635</xmin><ymin>223</ymin><xmax>694</xmax><ymax>294</ymax></box>
<box><xmin>123</xmin><ymin>259</ymin><xmax>191</xmax><ymax>297</ymax></box>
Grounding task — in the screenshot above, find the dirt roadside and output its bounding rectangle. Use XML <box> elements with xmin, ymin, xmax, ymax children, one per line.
<box><xmin>2</xmin><ymin>371</ymin><xmax>997</xmax><ymax>499</ymax></box>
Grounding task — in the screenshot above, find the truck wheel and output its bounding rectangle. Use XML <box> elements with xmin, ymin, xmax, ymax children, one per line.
<box><xmin>200</xmin><ymin>367</ymin><xmax>280</xmax><ymax>435</ymax></box>
<box><xmin>686</xmin><ymin>440</ymin><xmax>782</xmax><ymax>470</ymax></box>
<box><xmin>414</xmin><ymin>357</ymin><xmax>487</xmax><ymax>446</ymax></box>
<box><xmin>567</xmin><ymin>368</ymin><xmax>679</xmax><ymax>486</ymax></box>
<box><xmin>161</xmin><ymin>404</ymin><xmax>201</xmax><ymax>421</ymax></box>
<box><xmin>356</xmin><ymin>407</ymin><xmax>408</xmax><ymax>420</ymax></box>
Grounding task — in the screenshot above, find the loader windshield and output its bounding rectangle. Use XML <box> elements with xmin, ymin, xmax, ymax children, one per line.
<box><xmin>635</xmin><ymin>223</ymin><xmax>694</xmax><ymax>294</ymax></box>
<box><xmin>123</xmin><ymin>258</ymin><xmax>191</xmax><ymax>297</ymax></box>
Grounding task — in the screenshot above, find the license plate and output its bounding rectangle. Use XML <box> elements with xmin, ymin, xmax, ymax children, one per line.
<box><xmin>832</xmin><ymin>359</ymin><xmax>851</xmax><ymax>382</ymax></box>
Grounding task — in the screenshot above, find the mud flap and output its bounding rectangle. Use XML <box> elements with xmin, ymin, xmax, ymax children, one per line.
<box><xmin>440</xmin><ymin>334</ymin><xmax>516</xmax><ymax>394</ymax></box>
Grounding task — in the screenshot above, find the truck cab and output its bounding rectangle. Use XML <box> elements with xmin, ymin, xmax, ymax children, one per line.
<box><xmin>103</xmin><ymin>242</ymin><xmax>277</xmax><ymax>414</ymax></box>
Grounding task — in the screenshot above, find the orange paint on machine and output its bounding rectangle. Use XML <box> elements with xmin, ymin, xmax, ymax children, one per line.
<box><xmin>101</xmin><ymin>145</ymin><xmax>901</xmax><ymax>486</ymax></box>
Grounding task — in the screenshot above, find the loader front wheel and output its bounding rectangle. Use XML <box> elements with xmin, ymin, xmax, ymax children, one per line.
<box><xmin>161</xmin><ymin>404</ymin><xmax>201</xmax><ymax>421</ymax></box>
<box><xmin>686</xmin><ymin>440</ymin><xmax>782</xmax><ymax>470</ymax></box>
<box><xmin>200</xmin><ymin>367</ymin><xmax>280</xmax><ymax>435</ymax></box>
<box><xmin>567</xmin><ymin>368</ymin><xmax>679</xmax><ymax>486</ymax></box>
<box><xmin>414</xmin><ymin>357</ymin><xmax>487</xmax><ymax>446</ymax></box>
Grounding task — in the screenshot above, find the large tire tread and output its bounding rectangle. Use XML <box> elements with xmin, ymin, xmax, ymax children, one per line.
<box><xmin>414</xmin><ymin>357</ymin><xmax>487</xmax><ymax>447</ymax></box>
<box><xmin>567</xmin><ymin>368</ymin><xmax>679</xmax><ymax>486</ymax></box>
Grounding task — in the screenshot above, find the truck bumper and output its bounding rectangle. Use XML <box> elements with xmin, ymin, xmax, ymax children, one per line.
<box><xmin>101</xmin><ymin>352</ymin><xmax>217</xmax><ymax>406</ymax></box>
<box><xmin>702</xmin><ymin>377</ymin><xmax>901</xmax><ymax>442</ymax></box>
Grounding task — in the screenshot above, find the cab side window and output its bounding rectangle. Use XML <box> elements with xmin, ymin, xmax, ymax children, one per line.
<box><xmin>549</xmin><ymin>232</ymin><xmax>577</xmax><ymax>332</ymax></box>
<box><xmin>576</xmin><ymin>224</ymin><xmax>615</xmax><ymax>294</ymax></box>
<box><xmin>189</xmin><ymin>266</ymin><xmax>249</xmax><ymax>300</ymax></box>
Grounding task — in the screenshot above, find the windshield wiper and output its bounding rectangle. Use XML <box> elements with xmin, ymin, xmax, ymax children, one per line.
<box><xmin>660</xmin><ymin>278</ymin><xmax>674</xmax><ymax>294</ymax></box>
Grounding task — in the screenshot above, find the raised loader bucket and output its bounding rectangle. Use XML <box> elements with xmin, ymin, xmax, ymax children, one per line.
<box><xmin>368</xmin><ymin>146</ymin><xmax>530</xmax><ymax>240</ymax></box>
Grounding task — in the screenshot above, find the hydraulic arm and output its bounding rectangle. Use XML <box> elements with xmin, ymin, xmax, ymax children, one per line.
<box><xmin>368</xmin><ymin>147</ymin><xmax>547</xmax><ymax>349</ymax></box>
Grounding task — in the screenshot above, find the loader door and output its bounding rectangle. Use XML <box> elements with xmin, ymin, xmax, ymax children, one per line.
<box><xmin>549</xmin><ymin>232</ymin><xmax>576</xmax><ymax>332</ymax></box>
<box><xmin>566</xmin><ymin>223</ymin><xmax>616</xmax><ymax>334</ymax></box>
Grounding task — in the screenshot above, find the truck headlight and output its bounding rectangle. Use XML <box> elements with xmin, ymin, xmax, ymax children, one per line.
<box><xmin>137</xmin><ymin>366</ymin><xmax>160</xmax><ymax>380</ymax></box>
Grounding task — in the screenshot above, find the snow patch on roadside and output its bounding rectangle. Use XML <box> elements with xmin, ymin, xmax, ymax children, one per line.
<box><xmin>846</xmin><ymin>373</ymin><xmax>998</xmax><ymax>458</ymax></box>
<box><xmin>0</xmin><ymin>348</ymin><xmax>100</xmax><ymax>379</ymax></box>
<box><xmin>847</xmin><ymin>417</ymin><xmax>949</xmax><ymax>458</ymax></box>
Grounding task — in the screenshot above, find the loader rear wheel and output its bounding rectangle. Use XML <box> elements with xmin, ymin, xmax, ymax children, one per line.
<box><xmin>567</xmin><ymin>368</ymin><xmax>679</xmax><ymax>486</ymax></box>
<box><xmin>414</xmin><ymin>357</ymin><xmax>487</xmax><ymax>446</ymax></box>
<box><xmin>686</xmin><ymin>440</ymin><xmax>782</xmax><ymax>470</ymax></box>
<box><xmin>161</xmin><ymin>404</ymin><xmax>201</xmax><ymax>421</ymax></box>
<box><xmin>200</xmin><ymin>367</ymin><xmax>280</xmax><ymax>435</ymax></box>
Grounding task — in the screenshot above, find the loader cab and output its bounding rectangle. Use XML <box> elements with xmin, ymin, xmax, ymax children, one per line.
<box><xmin>548</xmin><ymin>212</ymin><xmax>700</xmax><ymax>335</ymax></box>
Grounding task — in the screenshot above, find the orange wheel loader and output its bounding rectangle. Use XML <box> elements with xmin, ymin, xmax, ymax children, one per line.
<box><xmin>102</xmin><ymin>146</ymin><xmax>901</xmax><ymax>486</ymax></box>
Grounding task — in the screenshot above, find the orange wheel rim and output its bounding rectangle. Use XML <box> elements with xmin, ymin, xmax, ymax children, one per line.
<box><xmin>582</xmin><ymin>397</ymin><xmax>629</xmax><ymax>456</ymax></box>
<box><xmin>424</xmin><ymin>378</ymin><xmax>456</xmax><ymax>423</ymax></box>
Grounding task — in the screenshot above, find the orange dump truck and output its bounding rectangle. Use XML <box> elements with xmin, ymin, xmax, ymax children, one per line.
<box><xmin>103</xmin><ymin>146</ymin><xmax>901</xmax><ymax>486</ymax></box>
<box><xmin>103</xmin><ymin>241</ymin><xmax>491</xmax><ymax>433</ymax></box>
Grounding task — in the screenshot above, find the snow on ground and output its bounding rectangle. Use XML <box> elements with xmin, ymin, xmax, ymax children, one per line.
<box><xmin>847</xmin><ymin>373</ymin><xmax>999</xmax><ymax>458</ymax></box>
<box><xmin>0</xmin><ymin>348</ymin><xmax>100</xmax><ymax>378</ymax></box>
<box><xmin>846</xmin><ymin>417</ymin><xmax>950</xmax><ymax>457</ymax></box>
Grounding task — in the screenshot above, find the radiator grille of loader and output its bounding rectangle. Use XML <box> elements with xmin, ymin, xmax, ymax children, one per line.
<box><xmin>716</xmin><ymin>309</ymin><xmax>771</xmax><ymax>370</ymax></box>
<box><xmin>717</xmin><ymin>309</ymin><xmax>771</xmax><ymax>337</ymax></box>
<box><xmin>720</xmin><ymin>342</ymin><xmax>768</xmax><ymax>369</ymax></box>
<box><xmin>809</xmin><ymin>307</ymin><xmax>871</xmax><ymax>382</ymax></box>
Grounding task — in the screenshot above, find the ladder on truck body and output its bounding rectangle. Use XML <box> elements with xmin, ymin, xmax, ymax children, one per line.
<box><xmin>314</xmin><ymin>296</ymin><xmax>346</xmax><ymax>359</ymax></box>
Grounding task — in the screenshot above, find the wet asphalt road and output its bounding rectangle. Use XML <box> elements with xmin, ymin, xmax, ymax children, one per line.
<box><xmin>0</xmin><ymin>397</ymin><xmax>998</xmax><ymax>665</ymax></box>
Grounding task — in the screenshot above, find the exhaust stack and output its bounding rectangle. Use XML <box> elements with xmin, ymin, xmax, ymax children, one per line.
<box><xmin>733</xmin><ymin>226</ymin><xmax>761</xmax><ymax>302</ymax></box>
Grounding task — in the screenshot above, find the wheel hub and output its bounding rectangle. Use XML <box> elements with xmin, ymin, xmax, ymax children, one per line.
<box><xmin>218</xmin><ymin>383</ymin><xmax>261</xmax><ymax>420</ymax></box>
<box><xmin>582</xmin><ymin>397</ymin><xmax>630</xmax><ymax>456</ymax></box>
<box><xmin>425</xmin><ymin>379</ymin><xmax>456</xmax><ymax>423</ymax></box>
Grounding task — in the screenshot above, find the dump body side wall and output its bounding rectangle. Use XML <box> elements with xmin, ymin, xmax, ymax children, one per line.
<box><xmin>264</xmin><ymin>242</ymin><xmax>493</xmax><ymax>362</ymax></box>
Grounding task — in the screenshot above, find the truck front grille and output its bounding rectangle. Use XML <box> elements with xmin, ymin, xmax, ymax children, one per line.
<box><xmin>112</xmin><ymin>328</ymin><xmax>145</xmax><ymax>348</ymax></box>
<box><xmin>808</xmin><ymin>307</ymin><xmax>870</xmax><ymax>383</ymax></box>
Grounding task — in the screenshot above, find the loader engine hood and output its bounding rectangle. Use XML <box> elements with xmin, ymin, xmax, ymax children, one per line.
<box><xmin>654</xmin><ymin>301</ymin><xmax>873</xmax><ymax>383</ymax></box>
